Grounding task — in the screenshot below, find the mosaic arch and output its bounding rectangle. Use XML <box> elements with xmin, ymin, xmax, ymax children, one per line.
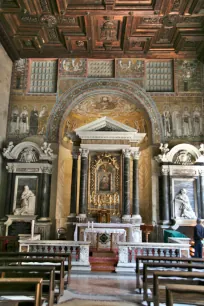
<box><xmin>46</xmin><ymin>79</ymin><xmax>164</xmax><ymax>143</ymax></box>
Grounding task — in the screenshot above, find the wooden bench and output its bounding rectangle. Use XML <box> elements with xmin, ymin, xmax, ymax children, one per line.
<box><xmin>136</xmin><ymin>255</ymin><xmax>204</xmax><ymax>290</ymax></box>
<box><xmin>0</xmin><ymin>257</ymin><xmax>65</xmax><ymax>299</ymax></box>
<box><xmin>0</xmin><ymin>252</ymin><xmax>71</xmax><ymax>289</ymax></box>
<box><xmin>142</xmin><ymin>262</ymin><xmax>204</xmax><ymax>301</ymax></box>
<box><xmin>166</xmin><ymin>284</ymin><xmax>204</xmax><ymax>306</ymax></box>
<box><xmin>0</xmin><ymin>266</ymin><xmax>55</xmax><ymax>306</ymax></box>
<box><xmin>0</xmin><ymin>278</ymin><xmax>43</xmax><ymax>306</ymax></box>
<box><xmin>153</xmin><ymin>270</ymin><xmax>204</xmax><ymax>306</ymax></box>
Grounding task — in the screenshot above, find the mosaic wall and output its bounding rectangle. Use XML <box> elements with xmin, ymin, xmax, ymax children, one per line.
<box><xmin>155</xmin><ymin>96</ymin><xmax>203</xmax><ymax>140</ymax></box>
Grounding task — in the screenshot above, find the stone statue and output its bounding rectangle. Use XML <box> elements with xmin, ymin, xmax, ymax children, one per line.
<box><xmin>41</xmin><ymin>142</ymin><xmax>53</xmax><ymax>157</ymax></box>
<box><xmin>3</xmin><ymin>142</ymin><xmax>14</xmax><ymax>157</ymax></box>
<box><xmin>14</xmin><ymin>185</ymin><xmax>35</xmax><ymax>215</ymax></box>
<box><xmin>175</xmin><ymin>188</ymin><xmax>196</xmax><ymax>219</ymax></box>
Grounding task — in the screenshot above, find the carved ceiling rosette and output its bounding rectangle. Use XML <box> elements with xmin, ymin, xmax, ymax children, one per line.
<box><xmin>89</xmin><ymin>153</ymin><xmax>121</xmax><ymax>216</ymax></box>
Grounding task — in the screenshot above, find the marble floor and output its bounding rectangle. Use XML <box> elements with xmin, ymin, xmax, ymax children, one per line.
<box><xmin>57</xmin><ymin>273</ymin><xmax>194</xmax><ymax>306</ymax></box>
<box><xmin>58</xmin><ymin>273</ymin><xmax>142</xmax><ymax>305</ymax></box>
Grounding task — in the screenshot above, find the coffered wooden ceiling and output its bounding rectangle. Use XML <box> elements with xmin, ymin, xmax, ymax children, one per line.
<box><xmin>0</xmin><ymin>0</ymin><xmax>204</xmax><ymax>61</ymax></box>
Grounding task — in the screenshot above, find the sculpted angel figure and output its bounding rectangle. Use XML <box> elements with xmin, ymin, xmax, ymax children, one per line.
<box><xmin>41</xmin><ymin>142</ymin><xmax>53</xmax><ymax>157</ymax></box>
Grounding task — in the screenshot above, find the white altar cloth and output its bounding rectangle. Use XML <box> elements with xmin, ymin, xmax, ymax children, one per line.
<box><xmin>84</xmin><ymin>228</ymin><xmax>126</xmax><ymax>242</ymax></box>
<box><xmin>74</xmin><ymin>222</ymin><xmax>134</xmax><ymax>242</ymax></box>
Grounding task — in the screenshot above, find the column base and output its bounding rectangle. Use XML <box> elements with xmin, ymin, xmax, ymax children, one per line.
<box><xmin>37</xmin><ymin>217</ymin><xmax>51</xmax><ymax>222</ymax></box>
<box><xmin>76</xmin><ymin>214</ymin><xmax>87</xmax><ymax>223</ymax></box>
<box><xmin>131</xmin><ymin>214</ymin><xmax>142</xmax><ymax>225</ymax></box>
<box><xmin>122</xmin><ymin>215</ymin><xmax>131</xmax><ymax>223</ymax></box>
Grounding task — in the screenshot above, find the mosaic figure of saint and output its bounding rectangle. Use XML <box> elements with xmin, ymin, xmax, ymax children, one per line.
<box><xmin>162</xmin><ymin>109</ymin><xmax>172</xmax><ymax>137</ymax></box>
<box><xmin>38</xmin><ymin>105</ymin><xmax>49</xmax><ymax>135</ymax></box>
<box><xmin>10</xmin><ymin>106</ymin><xmax>19</xmax><ymax>134</ymax></box>
<box><xmin>192</xmin><ymin>107</ymin><xmax>202</xmax><ymax>136</ymax></box>
<box><xmin>19</xmin><ymin>106</ymin><xmax>29</xmax><ymax>134</ymax></box>
<box><xmin>182</xmin><ymin>107</ymin><xmax>192</xmax><ymax>136</ymax></box>
<box><xmin>30</xmin><ymin>106</ymin><xmax>39</xmax><ymax>135</ymax></box>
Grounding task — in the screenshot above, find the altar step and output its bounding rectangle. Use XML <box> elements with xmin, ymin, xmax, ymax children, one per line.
<box><xmin>89</xmin><ymin>250</ymin><xmax>118</xmax><ymax>272</ymax></box>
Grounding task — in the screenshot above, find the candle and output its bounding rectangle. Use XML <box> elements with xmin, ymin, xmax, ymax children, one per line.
<box><xmin>88</xmin><ymin>221</ymin><xmax>90</xmax><ymax>228</ymax></box>
<box><xmin>31</xmin><ymin>219</ymin><xmax>35</xmax><ymax>239</ymax></box>
<box><xmin>92</xmin><ymin>221</ymin><xmax>93</xmax><ymax>229</ymax></box>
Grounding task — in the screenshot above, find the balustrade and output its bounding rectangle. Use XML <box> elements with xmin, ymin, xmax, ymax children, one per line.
<box><xmin>116</xmin><ymin>242</ymin><xmax>190</xmax><ymax>273</ymax></box>
<box><xmin>19</xmin><ymin>240</ymin><xmax>91</xmax><ymax>271</ymax></box>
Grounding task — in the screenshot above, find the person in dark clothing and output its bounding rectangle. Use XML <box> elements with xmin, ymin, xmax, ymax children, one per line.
<box><xmin>194</xmin><ymin>218</ymin><xmax>204</xmax><ymax>258</ymax></box>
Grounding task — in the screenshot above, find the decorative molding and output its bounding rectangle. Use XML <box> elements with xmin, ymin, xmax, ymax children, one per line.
<box><xmin>3</xmin><ymin>141</ymin><xmax>57</xmax><ymax>162</ymax></box>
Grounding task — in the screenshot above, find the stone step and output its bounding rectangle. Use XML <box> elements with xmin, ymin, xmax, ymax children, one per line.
<box><xmin>91</xmin><ymin>251</ymin><xmax>116</xmax><ymax>258</ymax></box>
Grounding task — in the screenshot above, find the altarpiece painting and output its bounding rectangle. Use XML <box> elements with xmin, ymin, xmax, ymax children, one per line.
<box><xmin>89</xmin><ymin>153</ymin><xmax>121</xmax><ymax>218</ymax></box>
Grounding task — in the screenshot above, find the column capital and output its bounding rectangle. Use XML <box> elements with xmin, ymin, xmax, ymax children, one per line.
<box><xmin>41</xmin><ymin>165</ymin><xmax>52</xmax><ymax>174</ymax></box>
<box><xmin>161</xmin><ymin>167</ymin><xmax>169</xmax><ymax>176</ymax></box>
<box><xmin>79</xmin><ymin>148</ymin><xmax>89</xmax><ymax>158</ymax></box>
<box><xmin>132</xmin><ymin>150</ymin><xmax>141</xmax><ymax>160</ymax></box>
<box><xmin>6</xmin><ymin>164</ymin><xmax>14</xmax><ymax>173</ymax></box>
<box><xmin>199</xmin><ymin>168</ymin><xmax>204</xmax><ymax>176</ymax></box>
<box><xmin>122</xmin><ymin>148</ymin><xmax>132</xmax><ymax>158</ymax></box>
<box><xmin>72</xmin><ymin>149</ymin><xmax>79</xmax><ymax>159</ymax></box>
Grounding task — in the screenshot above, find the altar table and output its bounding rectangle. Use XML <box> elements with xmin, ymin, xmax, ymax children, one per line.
<box><xmin>84</xmin><ymin>228</ymin><xmax>126</xmax><ymax>250</ymax></box>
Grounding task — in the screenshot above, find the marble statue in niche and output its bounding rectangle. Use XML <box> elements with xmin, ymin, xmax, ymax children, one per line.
<box><xmin>30</xmin><ymin>106</ymin><xmax>39</xmax><ymax>135</ymax></box>
<box><xmin>38</xmin><ymin>105</ymin><xmax>49</xmax><ymax>135</ymax></box>
<box><xmin>14</xmin><ymin>185</ymin><xmax>36</xmax><ymax>215</ymax></box>
<box><xmin>175</xmin><ymin>188</ymin><xmax>196</xmax><ymax>219</ymax></box>
<box><xmin>19</xmin><ymin>106</ymin><xmax>29</xmax><ymax>134</ymax></box>
<box><xmin>10</xmin><ymin>106</ymin><xmax>20</xmax><ymax>134</ymax></box>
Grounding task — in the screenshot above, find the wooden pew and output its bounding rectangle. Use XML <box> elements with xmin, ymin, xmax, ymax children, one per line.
<box><xmin>0</xmin><ymin>278</ymin><xmax>43</xmax><ymax>306</ymax></box>
<box><xmin>136</xmin><ymin>255</ymin><xmax>204</xmax><ymax>290</ymax></box>
<box><xmin>166</xmin><ymin>284</ymin><xmax>204</xmax><ymax>306</ymax></box>
<box><xmin>0</xmin><ymin>266</ymin><xmax>55</xmax><ymax>306</ymax></box>
<box><xmin>0</xmin><ymin>252</ymin><xmax>71</xmax><ymax>289</ymax></box>
<box><xmin>142</xmin><ymin>262</ymin><xmax>204</xmax><ymax>302</ymax></box>
<box><xmin>153</xmin><ymin>271</ymin><xmax>204</xmax><ymax>306</ymax></box>
<box><xmin>0</xmin><ymin>257</ymin><xmax>65</xmax><ymax>299</ymax></box>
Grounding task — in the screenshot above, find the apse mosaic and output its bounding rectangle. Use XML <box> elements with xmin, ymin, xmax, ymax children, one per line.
<box><xmin>62</xmin><ymin>94</ymin><xmax>149</xmax><ymax>144</ymax></box>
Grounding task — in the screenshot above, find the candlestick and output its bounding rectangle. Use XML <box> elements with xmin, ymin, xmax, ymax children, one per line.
<box><xmin>91</xmin><ymin>221</ymin><xmax>93</xmax><ymax>229</ymax></box>
<box><xmin>88</xmin><ymin>221</ymin><xmax>90</xmax><ymax>228</ymax></box>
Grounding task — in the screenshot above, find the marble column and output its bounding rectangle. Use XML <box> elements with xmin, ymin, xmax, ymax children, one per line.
<box><xmin>159</xmin><ymin>166</ymin><xmax>170</xmax><ymax>223</ymax></box>
<box><xmin>122</xmin><ymin>149</ymin><xmax>131</xmax><ymax>222</ymax></box>
<box><xmin>78</xmin><ymin>148</ymin><xmax>89</xmax><ymax>219</ymax></box>
<box><xmin>39</xmin><ymin>166</ymin><xmax>52</xmax><ymax>221</ymax></box>
<box><xmin>132</xmin><ymin>150</ymin><xmax>141</xmax><ymax>222</ymax></box>
<box><xmin>199</xmin><ymin>169</ymin><xmax>204</xmax><ymax>219</ymax></box>
<box><xmin>5</xmin><ymin>165</ymin><xmax>13</xmax><ymax>215</ymax></box>
<box><xmin>70</xmin><ymin>151</ymin><xmax>79</xmax><ymax>217</ymax></box>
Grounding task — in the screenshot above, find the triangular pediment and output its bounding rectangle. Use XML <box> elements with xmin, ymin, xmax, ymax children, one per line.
<box><xmin>75</xmin><ymin>116</ymin><xmax>137</xmax><ymax>133</ymax></box>
<box><xmin>75</xmin><ymin>117</ymin><xmax>146</xmax><ymax>143</ymax></box>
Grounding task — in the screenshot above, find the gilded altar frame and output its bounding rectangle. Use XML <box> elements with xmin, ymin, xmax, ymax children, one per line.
<box><xmin>88</xmin><ymin>152</ymin><xmax>121</xmax><ymax>216</ymax></box>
